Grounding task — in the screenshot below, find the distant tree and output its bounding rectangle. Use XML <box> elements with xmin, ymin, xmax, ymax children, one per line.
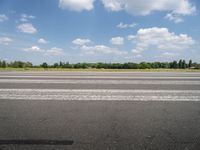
<box><xmin>196</xmin><ymin>64</ymin><xmax>200</xmax><ymax>69</ymax></box>
<box><xmin>41</xmin><ymin>62</ymin><xmax>48</xmax><ymax>68</ymax></box>
<box><xmin>65</xmin><ymin>62</ymin><xmax>72</xmax><ymax>68</ymax></box>
<box><xmin>53</xmin><ymin>63</ymin><xmax>59</xmax><ymax>68</ymax></box>
<box><xmin>151</xmin><ymin>62</ymin><xmax>161</xmax><ymax>68</ymax></box>
<box><xmin>2</xmin><ymin>61</ymin><xmax>6</xmax><ymax>68</ymax></box>
<box><xmin>0</xmin><ymin>59</ymin><xmax>198</xmax><ymax>69</ymax></box>
<box><xmin>25</xmin><ymin>62</ymin><xmax>33</xmax><ymax>68</ymax></box>
<box><xmin>188</xmin><ymin>60</ymin><xmax>192</xmax><ymax>68</ymax></box>
<box><xmin>139</xmin><ymin>62</ymin><xmax>151</xmax><ymax>69</ymax></box>
<box><xmin>170</xmin><ymin>61</ymin><xmax>178</xmax><ymax>69</ymax></box>
<box><xmin>123</xmin><ymin>63</ymin><xmax>138</xmax><ymax>69</ymax></box>
<box><xmin>178</xmin><ymin>59</ymin><xmax>182</xmax><ymax>68</ymax></box>
<box><xmin>17</xmin><ymin>61</ymin><xmax>24</xmax><ymax>68</ymax></box>
<box><xmin>59</xmin><ymin>61</ymin><xmax>65</xmax><ymax>68</ymax></box>
<box><xmin>182</xmin><ymin>60</ymin><xmax>186</xmax><ymax>69</ymax></box>
<box><xmin>161</xmin><ymin>62</ymin><xmax>169</xmax><ymax>68</ymax></box>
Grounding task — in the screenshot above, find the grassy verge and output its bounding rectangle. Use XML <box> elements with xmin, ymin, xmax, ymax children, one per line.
<box><xmin>0</xmin><ymin>68</ymin><xmax>200</xmax><ymax>72</ymax></box>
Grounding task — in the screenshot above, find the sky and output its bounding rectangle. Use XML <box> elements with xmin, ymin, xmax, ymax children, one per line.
<box><xmin>0</xmin><ymin>0</ymin><xmax>200</xmax><ymax>64</ymax></box>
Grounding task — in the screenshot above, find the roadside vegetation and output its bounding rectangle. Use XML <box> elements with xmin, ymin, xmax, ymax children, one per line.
<box><xmin>0</xmin><ymin>59</ymin><xmax>200</xmax><ymax>71</ymax></box>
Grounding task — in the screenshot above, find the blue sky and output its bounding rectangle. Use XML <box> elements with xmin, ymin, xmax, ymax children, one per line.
<box><xmin>0</xmin><ymin>0</ymin><xmax>200</xmax><ymax>64</ymax></box>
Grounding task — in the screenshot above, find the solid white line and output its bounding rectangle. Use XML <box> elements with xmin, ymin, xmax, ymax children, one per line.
<box><xmin>0</xmin><ymin>89</ymin><xmax>200</xmax><ymax>101</ymax></box>
<box><xmin>0</xmin><ymin>79</ymin><xmax>199</xmax><ymax>84</ymax></box>
<box><xmin>1</xmin><ymin>95</ymin><xmax>199</xmax><ymax>101</ymax></box>
<box><xmin>0</xmin><ymin>76</ymin><xmax>200</xmax><ymax>79</ymax></box>
<box><xmin>0</xmin><ymin>72</ymin><xmax>200</xmax><ymax>74</ymax></box>
<box><xmin>1</xmin><ymin>89</ymin><xmax>200</xmax><ymax>93</ymax></box>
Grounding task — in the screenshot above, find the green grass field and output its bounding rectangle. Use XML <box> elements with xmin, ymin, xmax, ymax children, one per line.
<box><xmin>0</xmin><ymin>67</ymin><xmax>200</xmax><ymax>72</ymax></box>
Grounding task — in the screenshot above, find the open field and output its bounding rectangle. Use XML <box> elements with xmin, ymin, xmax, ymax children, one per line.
<box><xmin>0</xmin><ymin>71</ymin><xmax>200</xmax><ymax>150</ymax></box>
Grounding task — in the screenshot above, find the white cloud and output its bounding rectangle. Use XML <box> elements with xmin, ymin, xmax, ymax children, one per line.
<box><xmin>132</xmin><ymin>49</ymin><xmax>141</xmax><ymax>54</ymax></box>
<box><xmin>0</xmin><ymin>37</ymin><xmax>13</xmax><ymax>45</ymax></box>
<box><xmin>38</xmin><ymin>38</ymin><xmax>48</xmax><ymax>44</ymax></box>
<box><xmin>161</xmin><ymin>52</ymin><xmax>179</xmax><ymax>57</ymax></box>
<box><xmin>117</xmin><ymin>22</ymin><xmax>137</xmax><ymax>29</ymax></box>
<box><xmin>127</xmin><ymin>35</ymin><xmax>136</xmax><ymax>41</ymax></box>
<box><xmin>101</xmin><ymin>0</ymin><xmax>123</xmax><ymax>11</ymax></box>
<box><xmin>81</xmin><ymin>44</ymin><xmax>127</xmax><ymax>55</ymax></box>
<box><xmin>23</xmin><ymin>46</ymin><xmax>65</xmax><ymax>56</ymax></box>
<box><xmin>20</xmin><ymin>14</ymin><xmax>35</xmax><ymax>22</ymax></box>
<box><xmin>0</xmin><ymin>14</ymin><xmax>8</xmax><ymax>22</ymax></box>
<box><xmin>101</xmin><ymin>0</ymin><xmax>196</xmax><ymax>22</ymax></box>
<box><xmin>134</xmin><ymin>54</ymin><xmax>142</xmax><ymax>58</ymax></box>
<box><xmin>17</xmin><ymin>23</ymin><xmax>37</xmax><ymax>34</ymax></box>
<box><xmin>72</xmin><ymin>38</ymin><xmax>91</xmax><ymax>45</ymax></box>
<box><xmin>130</xmin><ymin>27</ymin><xmax>195</xmax><ymax>53</ymax></box>
<box><xmin>59</xmin><ymin>0</ymin><xmax>94</xmax><ymax>11</ymax></box>
<box><xmin>45</xmin><ymin>47</ymin><xmax>65</xmax><ymax>56</ymax></box>
<box><xmin>110</xmin><ymin>36</ymin><xmax>124</xmax><ymax>45</ymax></box>
<box><xmin>73</xmin><ymin>37</ymin><xmax>127</xmax><ymax>55</ymax></box>
<box><xmin>23</xmin><ymin>46</ymin><xmax>44</xmax><ymax>52</ymax></box>
<box><xmin>156</xmin><ymin>52</ymin><xmax>179</xmax><ymax>59</ymax></box>
<box><xmin>165</xmin><ymin>13</ymin><xmax>183</xmax><ymax>23</ymax></box>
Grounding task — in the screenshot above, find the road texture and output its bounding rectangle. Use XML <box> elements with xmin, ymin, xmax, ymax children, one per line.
<box><xmin>0</xmin><ymin>71</ymin><xmax>200</xmax><ymax>150</ymax></box>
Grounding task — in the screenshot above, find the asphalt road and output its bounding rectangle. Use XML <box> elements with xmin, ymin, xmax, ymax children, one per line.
<box><xmin>0</xmin><ymin>71</ymin><xmax>200</xmax><ymax>150</ymax></box>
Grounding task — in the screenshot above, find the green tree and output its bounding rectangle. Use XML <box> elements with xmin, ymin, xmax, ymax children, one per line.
<box><xmin>182</xmin><ymin>60</ymin><xmax>186</xmax><ymax>69</ymax></box>
<box><xmin>139</xmin><ymin>62</ymin><xmax>151</xmax><ymax>69</ymax></box>
<box><xmin>178</xmin><ymin>59</ymin><xmax>182</xmax><ymax>68</ymax></box>
<box><xmin>170</xmin><ymin>61</ymin><xmax>178</xmax><ymax>69</ymax></box>
<box><xmin>41</xmin><ymin>62</ymin><xmax>48</xmax><ymax>68</ymax></box>
<box><xmin>53</xmin><ymin>63</ymin><xmax>59</xmax><ymax>68</ymax></box>
<box><xmin>25</xmin><ymin>62</ymin><xmax>33</xmax><ymax>68</ymax></box>
<box><xmin>188</xmin><ymin>60</ymin><xmax>192</xmax><ymax>68</ymax></box>
<box><xmin>2</xmin><ymin>61</ymin><xmax>6</xmax><ymax>68</ymax></box>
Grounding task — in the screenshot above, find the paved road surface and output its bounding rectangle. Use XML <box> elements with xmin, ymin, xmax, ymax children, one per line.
<box><xmin>0</xmin><ymin>71</ymin><xmax>200</xmax><ymax>150</ymax></box>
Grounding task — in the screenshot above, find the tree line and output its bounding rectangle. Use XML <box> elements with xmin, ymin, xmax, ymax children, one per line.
<box><xmin>0</xmin><ymin>60</ymin><xmax>32</xmax><ymax>68</ymax></box>
<box><xmin>0</xmin><ymin>59</ymin><xmax>200</xmax><ymax>69</ymax></box>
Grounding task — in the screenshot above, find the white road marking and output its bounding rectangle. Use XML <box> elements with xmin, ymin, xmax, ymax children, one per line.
<box><xmin>0</xmin><ymin>79</ymin><xmax>199</xmax><ymax>84</ymax></box>
<box><xmin>0</xmin><ymin>76</ymin><xmax>200</xmax><ymax>79</ymax></box>
<box><xmin>0</xmin><ymin>71</ymin><xmax>200</xmax><ymax>74</ymax></box>
<box><xmin>0</xmin><ymin>89</ymin><xmax>200</xmax><ymax>101</ymax></box>
<box><xmin>1</xmin><ymin>89</ymin><xmax>200</xmax><ymax>93</ymax></box>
